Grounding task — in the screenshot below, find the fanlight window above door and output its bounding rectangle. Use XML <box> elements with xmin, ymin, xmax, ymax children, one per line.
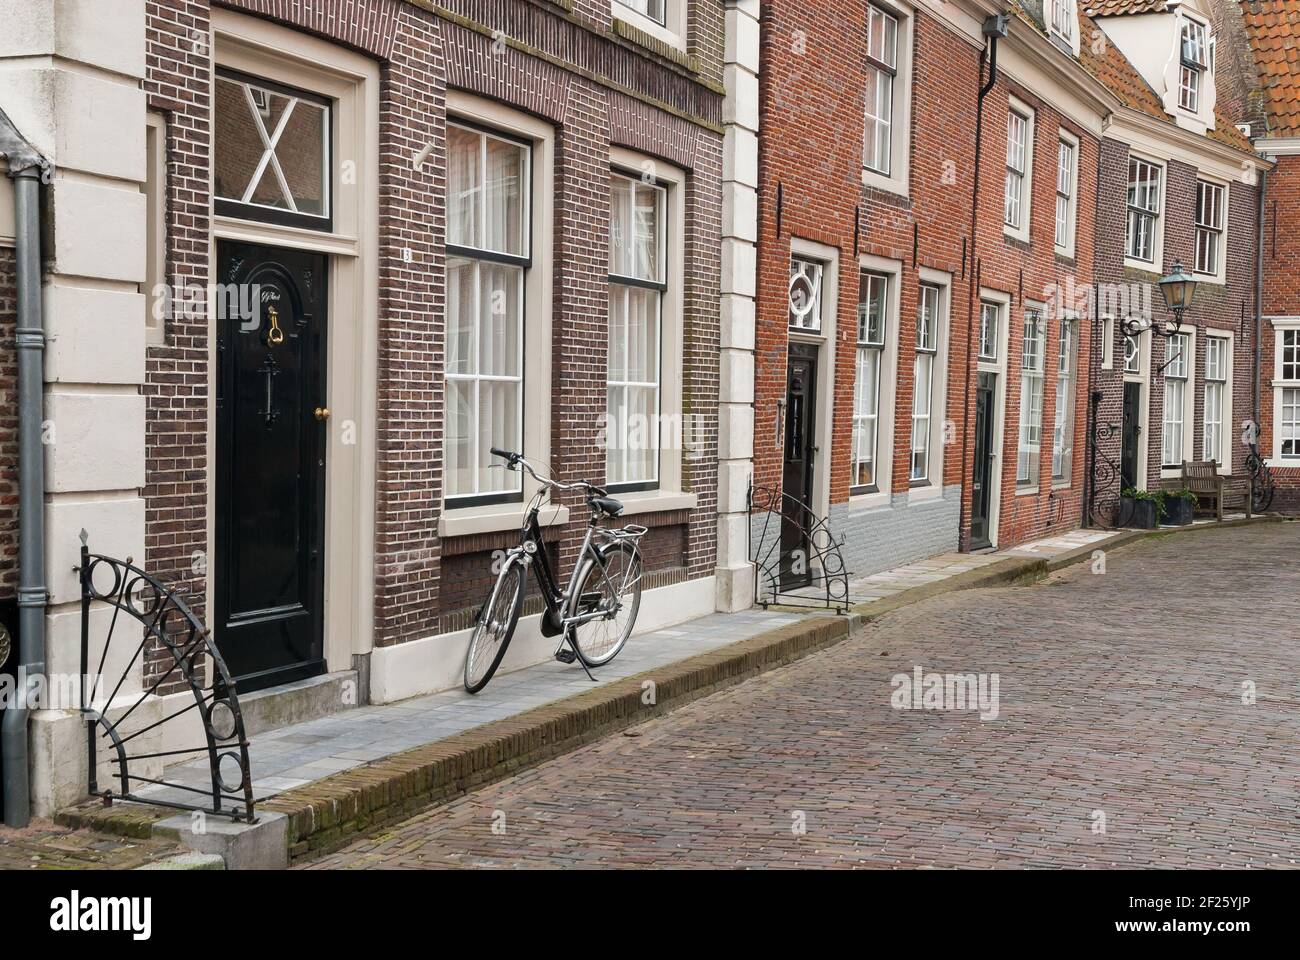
<box><xmin>215</xmin><ymin>70</ymin><xmax>332</xmax><ymax>229</ymax></box>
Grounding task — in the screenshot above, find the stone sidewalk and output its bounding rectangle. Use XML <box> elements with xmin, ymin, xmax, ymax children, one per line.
<box><xmin>0</xmin><ymin>819</ymin><xmax>189</xmax><ymax>870</ymax></box>
<box><xmin>136</xmin><ymin>608</ymin><xmax>802</xmax><ymax>808</ymax></box>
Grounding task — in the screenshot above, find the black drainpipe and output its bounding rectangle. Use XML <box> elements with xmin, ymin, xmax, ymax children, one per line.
<box><xmin>0</xmin><ymin>105</ymin><xmax>51</xmax><ymax>828</ymax></box>
<box><xmin>959</xmin><ymin>14</ymin><xmax>1009</xmax><ymax>547</ymax></box>
<box><xmin>1254</xmin><ymin>165</ymin><xmax>1268</xmax><ymax>433</ymax></box>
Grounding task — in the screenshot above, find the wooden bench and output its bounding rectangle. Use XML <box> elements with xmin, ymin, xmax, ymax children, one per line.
<box><xmin>1179</xmin><ymin>460</ymin><xmax>1225</xmax><ymax>520</ymax></box>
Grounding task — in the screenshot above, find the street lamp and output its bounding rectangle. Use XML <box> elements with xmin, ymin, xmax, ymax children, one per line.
<box><xmin>1123</xmin><ymin>260</ymin><xmax>1198</xmax><ymax>338</ymax></box>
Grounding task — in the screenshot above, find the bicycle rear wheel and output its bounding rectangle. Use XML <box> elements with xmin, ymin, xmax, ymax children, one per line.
<box><xmin>567</xmin><ymin>540</ymin><xmax>642</xmax><ymax>668</ymax></box>
<box><xmin>464</xmin><ymin>558</ymin><xmax>526</xmax><ymax>693</ymax></box>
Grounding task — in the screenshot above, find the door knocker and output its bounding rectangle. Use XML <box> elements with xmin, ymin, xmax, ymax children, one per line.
<box><xmin>267</xmin><ymin>305</ymin><xmax>285</xmax><ymax>345</ymax></box>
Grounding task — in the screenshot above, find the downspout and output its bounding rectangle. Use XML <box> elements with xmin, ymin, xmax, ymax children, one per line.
<box><xmin>959</xmin><ymin>14</ymin><xmax>1009</xmax><ymax>547</ymax></box>
<box><xmin>1254</xmin><ymin>166</ymin><xmax>1267</xmax><ymax>434</ymax></box>
<box><xmin>0</xmin><ymin>105</ymin><xmax>51</xmax><ymax>828</ymax></box>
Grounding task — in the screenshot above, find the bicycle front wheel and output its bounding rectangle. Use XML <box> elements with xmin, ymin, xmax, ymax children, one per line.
<box><xmin>464</xmin><ymin>558</ymin><xmax>526</xmax><ymax>693</ymax></box>
<box><xmin>567</xmin><ymin>540</ymin><xmax>643</xmax><ymax>668</ymax></box>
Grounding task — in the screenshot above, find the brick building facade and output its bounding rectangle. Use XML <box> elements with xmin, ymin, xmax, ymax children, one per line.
<box><xmin>1240</xmin><ymin>0</ymin><xmax>1300</xmax><ymax>509</ymax></box>
<box><xmin>0</xmin><ymin>0</ymin><xmax>729</xmax><ymax>814</ymax></box>
<box><xmin>1082</xmin><ymin>1</ymin><xmax>1266</xmax><ymax>524</ymax></box>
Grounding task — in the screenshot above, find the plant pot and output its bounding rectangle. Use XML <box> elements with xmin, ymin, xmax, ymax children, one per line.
<box><xmin>1118</xmin><ymin>496</ymin><xmax>1158</xmax><ymax>530</ymax></box>
<box><xmin>1162</xmin><ymin>497</ymin><xmax>1194</xmax><ymax>526</ymax></box>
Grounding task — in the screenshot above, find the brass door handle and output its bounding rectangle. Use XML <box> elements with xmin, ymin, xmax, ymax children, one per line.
<box><xmin>314</xmin><ymin>407</ymin><xmax>331</xmax><ymax>421</ymax></box>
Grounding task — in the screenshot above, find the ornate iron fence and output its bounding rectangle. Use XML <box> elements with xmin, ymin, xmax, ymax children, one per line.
<box><xmin>1085</xmin><ymin>390</ymin><xmax>1123</xmax><ymax>529</ymax></box>
<box><xmin>78</xmin><ymin>532</ymin><xmax>255</xmax><ymax>822</ymax></box>
<box><xmin>749</xmin><ymin>484</ymin><xmax>850</xmax><ymax>613</ymax></box>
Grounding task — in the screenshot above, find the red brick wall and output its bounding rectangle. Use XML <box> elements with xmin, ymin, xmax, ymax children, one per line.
<box><xmin>1260</xmin><ymin>153</ymin><xmax>1300</xmax><ymax>505</ymax></box>
<box><xmin>755</xmin><ymin>3</ymin><xmax>1096</xmax><ymax>551</ymax></box>
<box><xmin>142</xmin><ymin>0</ymin><xmax>724</xmax><ymax>655</ymax></box>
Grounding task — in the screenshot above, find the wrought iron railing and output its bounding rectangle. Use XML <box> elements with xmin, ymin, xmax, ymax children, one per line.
<box><xmin>749</xmin><ymin>484</ymin><xmax>850</xmax><ymax>613</ymax></box>
<box><xmin>78</xmin><ymin>532</ymin><xmax>255</xmax><ymax>822</ymax></box>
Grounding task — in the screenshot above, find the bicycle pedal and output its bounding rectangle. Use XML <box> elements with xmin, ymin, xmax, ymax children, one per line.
<box><xmin>554</xmin><ymin>648</ymin><xmax>577</xmax><ymax>664</ymax></box>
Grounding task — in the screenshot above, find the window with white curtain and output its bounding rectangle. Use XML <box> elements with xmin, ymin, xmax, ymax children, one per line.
<box><xmin>607</xmin><ymin>171</ymin><xmax>666</xmax><ymax>489</ymax></box>
<box><xmin>1203</xmin><ymin>336</ymin><xmax>1227</xmax><ymax>465</ymax></box>
<box><xmin>853</xmin><ymin>272</ymin><xmax>889</xmax><ymax>491</ymax></box>
<box><xmin>446</xmin><ymin>121</ymin><xmax>530</xmax><ymax>503</ymax></box>
<box><xmin>1052</xmin><ymin>319</ymin><xmax>1078</xmax><ymax>483</ymax></box>
<box><xmin>1162</xmin><ymin>333</ymin><xmax>1191</xmax><ymax>467</ymax></box>
<box><xmin>911</xmin><ymin>284</ymin><xmax>940</xmax><ymax>482</ymax></box>
<box><xmin>864</xmin><ymin>5</ymin><xmax>899</xmax><ymax>176</ymax></box>
<box><xmin>614</xmin><ymin>0</ymin><xmax>666</xmax><ymax>25</ymax></box>
<box><xmin>1017</xmin><ymin>310</ymin><xmax>1046</xmax><ymax>487</ymax></box>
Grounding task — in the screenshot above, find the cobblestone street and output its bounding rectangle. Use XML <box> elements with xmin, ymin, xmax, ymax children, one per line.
<box><xmin>307</xmin><ymin>523</ymin><xmax>1300</xmax><ymax>869</ymax></box>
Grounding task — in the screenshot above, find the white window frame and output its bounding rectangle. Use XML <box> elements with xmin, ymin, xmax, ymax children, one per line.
<box><xmin>1178</xmin><ymin>16</ymin><xmax>1209</xmax><ymax>115</ymax></box>
<box><xmin>853</xmin><ymin>271</ymin><xmax>890</xmax><ymax>495</ymax></box>
<box><xmin>606</xmin><ymin>169</ymin><xmax>667</xmax><ymax>492</ymax></box>
<box><xmin>852</xmin><ymin>253</ymin><xmax>903</xmax><ymax>505</ymax></box>
<box><xmin>145</xmin><ymin>111</ymin><xmax>168</xmax><ymax>346</ymax></box>
<box><xmin>1100</xmin><ymin>315</ymin><xmax>1115</xmax><ymax>370</ymax></box>
<box><xmin>611</xmin><ymin>0</ymin><xmax>685</xmax><ymax>52</ymax></box>
<box><xmin>789</xmin><ymin>255</ymin><xmax>826</xmax><ymax>333</ymax></box>
<box><xmin>1052</xmin><ymin>315</ymin><xmax>1079</xmax><ymax>487</ymax></box>
<box><xmin>1202</xmin><ymin>332</ymin><xmax>1232</xmax><ymax>473</ymax></box>
<box><xmin>1003</xmin><ymin>99</ymin><xmax>1034</xmax><ymax>242</ymax></box>
<box><xmin>861</xmin><ymin>1</ymin><xmax>913</xmax><ymax>198</ymax></box>
<box><xmin>910</xmin><ymin>275</ymin><xmax>950</xmax><ymax>490</ymax></box>
<box><xmin>1016</xmin><ymin>306</ymin><xmax>1047</xmax><ymax>491</ymax></box>
<box><xmin>1054</xmin><ymin>130</ymin><xmax>1078</xmax><ymax>258</ymax></box>
<box><xmin>1271</xmin><ymin>321</ymin><xmax>1300</xmax><ymax>465</ymax></box>
<box><xmin>608</xmin><ymin>148</ymin><xmax>688</xmax><ymax>511</ymax></box>
<box><xmin>441</xmin><ymin>97</ymin><xmax>555</xmax><ymax>530</ymax></box>
<box><xmin>1125</xmin><ymin>154</ymin><xmax>1165</xmax><ymax>271</ymax></box>
<box><xmin>1193</xmin><ymin>177</ymin><xmax>1227</xmax><ymax>283</ymax></box>
<box><xmin>977</xmin><ymin>288</ymin><xmax>1012</xmax><ymax>546</ymax></box>
<box><xmin>1160</xmin><ymin>330</ymin><xmax>1196</xmax><ymax>474</ymax></box>
<box><xmin>979</xmin><ymin>299</ymin><xmax>1001</xmax><ymax>362</ymax></box>
<box><xmin>1049</xmin><ymin>0</ymin><xmax>1078</xmax><ymax>51</ymax></box>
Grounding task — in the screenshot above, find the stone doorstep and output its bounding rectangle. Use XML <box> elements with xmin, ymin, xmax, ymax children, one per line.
<box><xmin>50</xmin><ymin>514</ymin><xmax>1284</xmax><ymax>868</ymax></box>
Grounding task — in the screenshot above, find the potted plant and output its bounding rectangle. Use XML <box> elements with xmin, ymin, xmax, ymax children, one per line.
<box><xmin>1162</xmin><ymin>487</ymin><xmax>1196</xmax><ymax>526</ymax></box>
<box><xmin>1118</xmin><ymin>487</ymin><xmax>1161</xmax><ymax>530</ymax></box>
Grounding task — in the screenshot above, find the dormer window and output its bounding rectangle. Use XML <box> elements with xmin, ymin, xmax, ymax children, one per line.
<box><xmin>1049</xmin><ymin>0</ymin><xmax>1075</xmax><ymax>45</ymax></box>
<box><xmin>1179</xmin><ymin>18</ymin><xmax>1208</xmax><ymax>113</ymax></box>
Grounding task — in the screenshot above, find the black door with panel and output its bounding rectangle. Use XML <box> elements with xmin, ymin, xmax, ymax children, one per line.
<box><xmin>215</xmin><ymin>241</ymin><xmax>328</xmax><ymax>692</ymax></box>
<box><xmin>781</xmin><ymin>343</ymin><xmax>818</xmax><ymax>588</ymax></box>
<box><xmin>1121</xmin><ymin>381</ymin><xmax>1142</xmax><ymax>489</ymax></box>
<box><xmin>970</xmin><ymin>372</ymin><xmax>997</xmax><ymax>550</ymax></box>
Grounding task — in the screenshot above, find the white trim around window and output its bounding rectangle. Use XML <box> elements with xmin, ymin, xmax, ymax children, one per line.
<box><xmin>607</xmin><ymin>147</ymin><xmax>688</xmax><ymax>513</ymax></box>
<box><xmin>1201</xmin><ymin>331</ymin><xmax>1232</xmax><ymax>473</ymax></box>
<box><xmin>1124</xmin><ymin>153</ymin><xmax>1165</xmax><ymax>272</ymax></box>
<box><xmin>1100</xmin><ymin>315</ymin><xmax>1115</xmax><ymax>370</ymax></box>
<box><xmin>851</xmin><ymin>252</ymin><xmax>903</xmax><ymax>506</ymax></box>
<box><xmin>1123</xmin><ymin>327</ymin><xmax>1151</xmax><ymax>489</ymax></box>
<box><xmin>1016</xmin><ymin>304</ymin><xmax>1048</xmax><ymax>491</ymax></box>
<box><xmin>611</xmin><ymin>0</ymin><xmax>685</xmax><ymax>52</ymax></box>
<box><xmin>1160</xmin><ymin>328</ymin><xmax>1196</xmax><ymax>476</ymax></box>
<box><xmin>1270</xmin><ymin>319</ymin><xmax>1300</xmax><ymax>466</ymax></box>
<box><xmin>1054</xmin><ymin>129</ymin><xmax>1079</xmax><ymax>258</ymax></box>
<box><xmin>862</xmin><ymin>1</ymin><xmax>913</xmax><ymax>198</ymax></box>
<box><xmin>909</xmin><ymin>268</ymin><xmax>951</xmax><ymax>501</ymax></box>
<box><xmin>1052</xmin><ymin>314</ymin><xmax>1080</xmax><ymax>487</ymax></box>
<box><xmin>1193</xmin><ymin>175</ymin><xmax>1228</xmax><ymax>284</ymax></box>
<box><xmin>441</xmin><ymin>94</ymin><xmax>555</xmax><ymax>531</ymax></box>
<box><xmin>1004</xmin><ymin>97</ymin><xmax>1035</xmax><ymax>242</ymax></box>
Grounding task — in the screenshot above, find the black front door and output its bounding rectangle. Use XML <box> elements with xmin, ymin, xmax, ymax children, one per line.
<box><xmin>781</xmin><ymin>343</ymin><xmax>818</xmax><ymax>588</ymax></box>
<box><xmin>1121</xmin><ymin>381</ymin><xmax>1142</xmax><ymax>489</ymax></box>
<box><xmin>216</xmin><ymin>241</ymin><xmax>328</xmax><ymax>692</ymax></box>
<box><xmin>970</xmin><ymin>372</ymin><xmax>997</xmax><ymax>550</ymax></box>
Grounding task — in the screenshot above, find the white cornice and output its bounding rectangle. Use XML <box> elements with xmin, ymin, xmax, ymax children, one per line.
<box><xmin>1106</xmin><ymin>106</ymin><xmax>1270</xmax><ymax>182</ymax></box>
<box><xmin>1254</xmin><ymin>136</ymin><xmax>1300</xmax><ymax>157</ymax></box>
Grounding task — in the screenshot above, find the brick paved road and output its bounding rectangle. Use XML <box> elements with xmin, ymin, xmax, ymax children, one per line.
<box><xmin>308</xmin><ymin>523</ymin><xmax>1300</xmax><ymax>869</ymax></box>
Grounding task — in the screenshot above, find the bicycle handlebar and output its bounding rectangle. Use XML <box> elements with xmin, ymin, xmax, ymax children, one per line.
<box><xmin>489</xmin><ymin>448</ymin><xmax>607</xmax><ymax>498</ymax></box>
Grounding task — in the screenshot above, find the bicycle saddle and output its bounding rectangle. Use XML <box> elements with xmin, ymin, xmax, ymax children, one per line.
<box><xmin>589</xmin><ymin>496</ymin><xmax>625</xmax><ymax>518</ymax></box>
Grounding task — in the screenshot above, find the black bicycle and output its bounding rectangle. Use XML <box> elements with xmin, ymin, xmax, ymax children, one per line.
<box><xmin>462</xmin><ymin>449</ymin><xmax>646</xmax><ymax>693</ymax></box>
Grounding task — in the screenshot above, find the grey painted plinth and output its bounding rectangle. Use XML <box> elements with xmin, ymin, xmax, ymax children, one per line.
<box><xmin>155</xmin><ymin>810</ymin><xmax>289</xmax><ymax>870</ymax></box>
